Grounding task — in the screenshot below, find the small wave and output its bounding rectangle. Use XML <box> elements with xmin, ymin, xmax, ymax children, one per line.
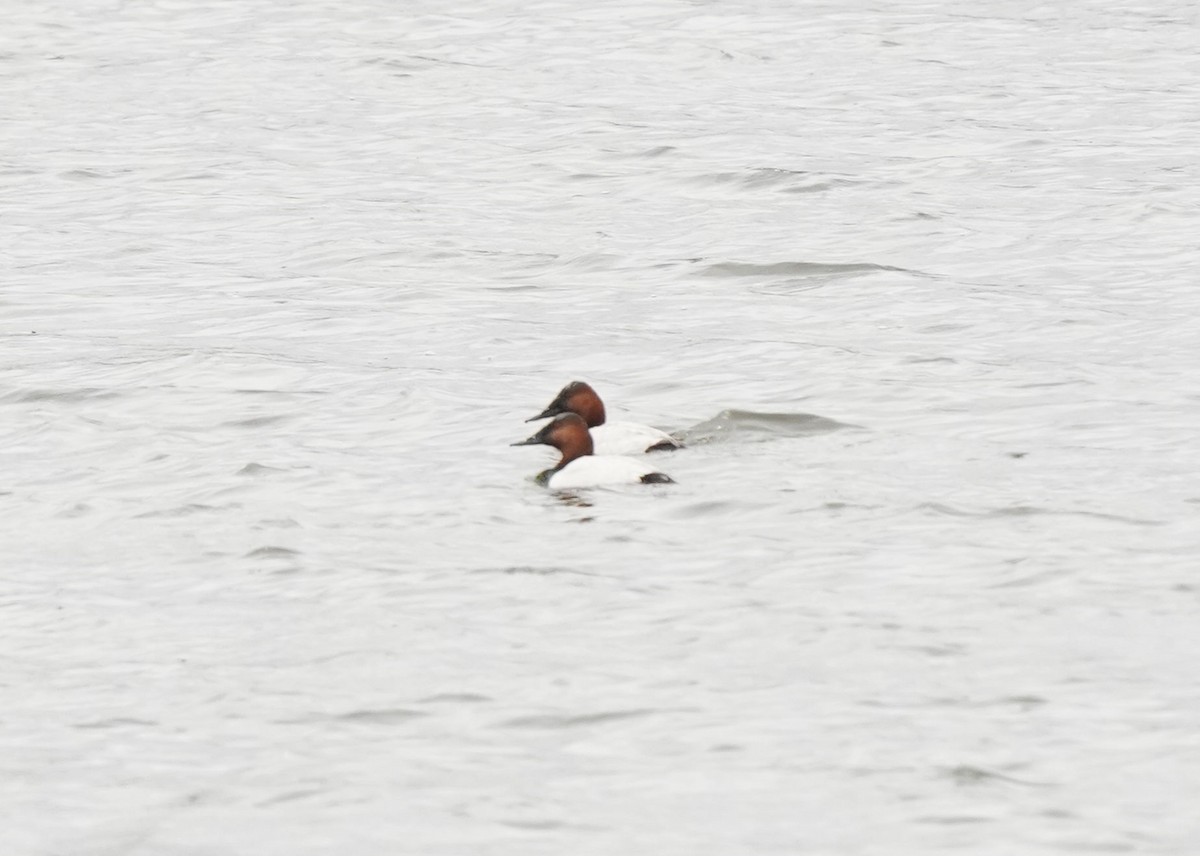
<box><xmin>223</xmin><ymin>414</ymin><xmax>293</xmax><ymax>428</ymax></box>
<box><xmin>915</xmin><ymin>815</ymin><xmax>994</xmax><ymax>825</ymax></box>
<box><xmin>558</xmin><ymin>253</ymin><xmax>622</xmax><ymax>272</ymax></box>
<box><xmin>941</xmin><ymin>765</ymin><xmax>1052</xmax><ymax>788</ymax></box>
<box><xmin>257</xmin><ymin>788</ymin><xmax>328</xmax><ymax>807</ymax></box>
<box><xmin>237</xmin><ymin>463</ymin><xmax>287</xmax><ymax>476</ymax></box>
<box><xmin>497</xmin><ymin>818</ymin><xmax>572</xmax><ymax>831</ymax></box>
<box><xmin>691</xmin><ymin>168</ymin><xmax>861</xmax><ymax>193</ymax></box>
<box><xmin>330</xmin><ymin>708</ymin><xmax>427</xmax><ymax>724</ymax></box>
<box><xmin>278</xmin><ymin>708</ymin><xmax>428</xmax><ymax>726</ymax></box>
<box><xmin>680</xmin><ymin>409</ymin><xmax>859</xmax><ymax>444</ymax></box>
<box><xmin>696</xmin><ymin>260</ymin><xmax>905</xmax><ymax>279</ymax></box>
<box><xmin>672</xmin><ymin>500</ymin><xmax>745</xmax><ymax>517</ymax></box>
<box><xmin>60</xmin><ymin>168</ymin><xmax>117</xmax><ymax>181</ymax></box>
<box><xmin>134</xmin><ymin>503</ymin><xmax>240</xmax><ymax>519</ymax></box>
<box><xmin>56</xmin><ymin>503</ymin><xmax>92</xmax><ymax>518</ymax></box>
<box><xmin>919</xmin><ymin>503</ymin><xmax>1162</xmax><ymax>526</ymax></box>
<box><xmin>418</xmin><ymin>693</ymin><xmax>493</xmax><ymax>704</ymax></box>
<box><xmin>499</xmin><ymin>708</ymin><xmax>655</xmax><ymax>729</ymax></box>
<box><xmin>244</xmin><ymin>546</ymin><xmax>300</xmax><ymax>558</ymax></box>
<box><xmin>259</xmin><ymin>517</ymin><xmax>301</xmax><ymax>529</ymax></box>
<box><xmin>3</xmin><ymin>387</ymin><xmax>121</xmax><ymax>404</ymax></box>
<box><xmin>471</xmin><ymin>565</ymin><xmax>579</xmax><ymax>576</ymax></box>
<box><xmin>74</xmin><ymin>717</ymin><xmax>157</xmax><ymax>730</ymax></box>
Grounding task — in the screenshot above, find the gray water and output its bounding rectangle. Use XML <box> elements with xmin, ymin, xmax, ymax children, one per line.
<box><xmin>4</xmin><ymin>1</ymin><xmax>1199</xmax><ymax>853</ymax></box>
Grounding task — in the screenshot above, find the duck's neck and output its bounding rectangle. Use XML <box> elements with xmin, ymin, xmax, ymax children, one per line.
<box><xmin>554</xmin><ymin>431</ymin><xmax>594</xmax><ymax>470</ymax></box>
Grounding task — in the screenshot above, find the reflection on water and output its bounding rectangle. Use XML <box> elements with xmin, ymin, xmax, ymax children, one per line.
<box><xmin>550</xmin><ymin>491</ymin><xmax>594</xmax><ymax>509</ymax></box>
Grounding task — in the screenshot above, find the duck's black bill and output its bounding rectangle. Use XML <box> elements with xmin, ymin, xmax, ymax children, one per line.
<box><xmin>525</xmin><ymin>407</ymin><xmax>559</xmax><ymax>422</ymax></box>
<box><xmin>511</xmin><ymin>436</ymin><xmax>542</xmax><ymax>447</ymax></box>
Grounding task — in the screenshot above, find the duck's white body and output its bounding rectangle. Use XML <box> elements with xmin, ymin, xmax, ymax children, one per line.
<box><xmin>545</xmin><ymin>455</ymin><xmax>669</xmax><ymax>489</ymax></box>
<box><xmin>591</xmin><ymin>421</ymin><xmax>681</xmax><ymax>456</ymax></box>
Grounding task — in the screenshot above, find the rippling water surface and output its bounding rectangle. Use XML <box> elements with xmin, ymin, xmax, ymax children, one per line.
<box><xmin>5</xmin><ymin>1</ymin><xmax>1200</xmax><ymax>853</ymax></box>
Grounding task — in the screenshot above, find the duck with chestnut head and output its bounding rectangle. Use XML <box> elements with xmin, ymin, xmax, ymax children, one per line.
<box><xmin>526</xmin><ymin>381</ymin><xmax>681</xmax><ymax>455</ymax></box>
<box><xmin>512</xmin><ymin>413</ymin><xmax>675</xmax><ymax>488</ymax></box>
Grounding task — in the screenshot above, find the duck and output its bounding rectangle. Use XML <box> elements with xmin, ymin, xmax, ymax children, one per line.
<box><xmin>512</xmin><ymin>413</ymin><xmax>675</xmax><ymax>489</ymax></box>
<box><xmin>526</xmin><ymin>381</ymin><xmax>682</xmax><ymax>455</ymax></box>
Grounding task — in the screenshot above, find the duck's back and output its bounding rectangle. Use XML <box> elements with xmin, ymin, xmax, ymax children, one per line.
<box><xmin>591</xmin><ymin>421</ymin><xmax>681</xmax><ymax>455</ymax></box>
<box><xmin>547</xmin><ymin>455</ymin><xmax>673</xmax><ymax>489</ymax></box>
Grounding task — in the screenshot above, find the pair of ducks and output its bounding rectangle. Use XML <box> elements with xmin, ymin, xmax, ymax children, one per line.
<box><xmin>513</xmin><ymin>381</ymin><xmax>681</xmax><ymax>488</ymax></box>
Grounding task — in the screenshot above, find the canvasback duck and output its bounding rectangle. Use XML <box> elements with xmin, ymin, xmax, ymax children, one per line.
<box><xmin>512</xmin><ymin>413</ymin><xmax>675</xmax><ymax>489</ymax></box>
<box><xmin>527</xmin><ymin>381</ymin><xmax>682</xmax><ymax>455</ymax></box>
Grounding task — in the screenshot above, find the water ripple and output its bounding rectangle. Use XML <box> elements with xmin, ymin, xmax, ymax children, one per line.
<box><xmin>681</xmin><ymin>409</ymin><xmax>859</xmax><ymax>443</ymax></box>
<box><xmin>498</xmin><ymin>709</ymin><xmax>657</xmax><ymax>730</ymax></box>
<box><xmin>696</xmin><ymin>260</ymin><xmax>906</xmax><ymax>279</ymax></box>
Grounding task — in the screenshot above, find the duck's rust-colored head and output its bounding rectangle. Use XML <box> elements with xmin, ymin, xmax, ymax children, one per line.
<box><xmin>512</xmin><ymin>412</ymin><xmax>594</xmax><ymax>473</ymax></box>
<box><xmin>526</xmin><ymin>381</ymin><xmax>606</xmax><ymax>428</ymax></box>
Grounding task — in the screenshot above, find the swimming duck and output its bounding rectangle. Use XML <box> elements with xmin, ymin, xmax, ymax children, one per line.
<box><xmin>527</xmin><ymin>381</ymin><xmax>681</xmax><ymax>455</ymax></box>
<box><xmin>512</xmin><ymin>413</ymin><xmax>675</xmax><ymax>488</ymax></box>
